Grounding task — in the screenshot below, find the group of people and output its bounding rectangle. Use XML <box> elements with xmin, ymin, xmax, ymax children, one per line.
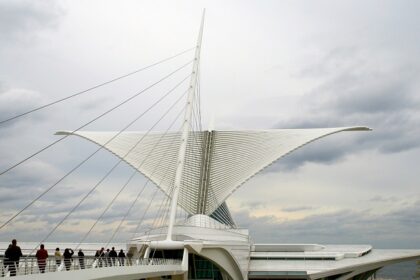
<box><xmin>36</xmin><ymin>245</ymin><xmax>131</xmax><ymax>271</ymax></box>
<box><xmin>33</xmin><ymin>246</ymin><xmax>82</xmax><ymax>272</ymax></box>
<box><xmin>2</xmin><ymin>240</ymin><xmax>132</xmax><ymax>276</ymax></box>
<box><xmin>52</xmin><ymin>247</ymin><xmax>79</xmax><ymax>271</ymax></box>
<box><xmin>94</xmin><ymin>247</ymin><xmax>131</xmax><ymax>266</ymax></box>
<box><xmin>32</xmin><ymin>245</ymin><xmax>82</xmax><ymax>272</ymax></box>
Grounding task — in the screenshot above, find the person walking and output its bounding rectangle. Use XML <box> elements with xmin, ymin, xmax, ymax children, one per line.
<box><xmin>63</xmin><ymin>248</ymin><xmax>74</xmax><ymax>271</ymax></box>
<box><xmin>78</xmin><ymin>249</ymin><xmax>85</xmax><ymax>269</ymax></box>
<box><xmin>7</xmin><ymin>239</ymin><xmax>22</xmax><ymax>276</ymax></box>
<box><xmin>35</xmin><ymin>244</ymin><xmax>48</xmax><ymax>273</ymax></box>
<box><xmin>118</xmin><ymin>249</ymin><xmax>126</xmax><ymax>266</ymax></box>
<box><xmin>54</xmin><ymin>248</ymin><xmax>61</xmax><ymax>270</ymax></box>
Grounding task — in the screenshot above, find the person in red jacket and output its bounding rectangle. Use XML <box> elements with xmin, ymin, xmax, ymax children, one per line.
<box><xmin>35</xmin><ymin>244</ymin><xmax>48</xmax><ymax>273</ymax></box>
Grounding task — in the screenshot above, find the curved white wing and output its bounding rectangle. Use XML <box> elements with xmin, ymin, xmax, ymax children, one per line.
<box><xmin>57</xmin><ymin>127</ymin><xmax>370</xmax><ymax>215</ymax></box>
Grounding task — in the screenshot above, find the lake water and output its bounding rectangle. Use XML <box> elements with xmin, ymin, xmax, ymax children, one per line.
<box><xmin>376</xmin><ymin>260</ymin><xmax>420</xmax><ymax>279</ymax></box>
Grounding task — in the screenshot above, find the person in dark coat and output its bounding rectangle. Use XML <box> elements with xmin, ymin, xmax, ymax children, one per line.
<box><xmin>63</xmin><ymin>248</ymin><xmax>74</xmax><ymax>271</ymax></box>
<box><xmin>7</xmin><ymin>239</ymin><xmax>22</xmax><ymax>276</ymax></box>
<box><xmin>109</xmin><ymin>247</ymin><xmax>117</xmax><ymax>266</ymax></box>
<box><xmin>118</xmin><ymin>249</ymin><xmax>126</xmax><ymax>266</ymax></box>
<box><xmin>78</xmin><ymin>249</ymin><xmax>85</xmax><ymax>269</ymax></box>
<box><xmin>94</xmin><ymin>250</ymin><xmax>99</xmax><ymax>267</ymax></box>
<box><xmin>35</xmin><ymin>244</ymin><xmax>48</xmax><ymax>273</ymax></box>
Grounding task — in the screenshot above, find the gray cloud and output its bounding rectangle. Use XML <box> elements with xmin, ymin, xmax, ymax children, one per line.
<box><xmin>282</xmin><ymin>206</ymin><xmax>315</xmax><ymax>212</ymax></box>
<box><xmin>0</xmin><ymin>175</ymin><xmax>167</xmax><ymax>242</ymax></box>
<box><xmin>273</xmin><ymin>46</ymin><xmax>420</xmax><ymax>170</ymax></box>
<box><xmin>0</xmin><ymin>0</ymin><xmax>63</xmax><ymax>131</ymax></box>
<box><xmin>233</xmin><ymin>199</ymin><xmax>420</xmax><ymax>249</ymax></box>
<box><xmin>0</xmin><ymin>86</ymin><xmax>46</xmax><ymax>128</ymax></box>
<box><xmin>0</xmin><ymin>0</ymin><xmax>63</xmax><ymax>45</ymax></box>
<box><xmin>368</xmin><ymin>195</ymin><xmax>398</xmax><ymax>203</ymax></box>
<box><xmin>1</xmin><ymin>160</ymin><xmax>169</xmax><ymax>241</ymax></box>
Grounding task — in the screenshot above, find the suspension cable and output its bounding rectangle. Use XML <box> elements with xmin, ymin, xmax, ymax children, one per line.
<box><xmin>196</xmin><ymin>63</ymin><xmax>203</xmax><ymax>131</ymax></box>
<box><xmin>134</xmin><ymin>103</ymin><xmax>195</xmax><ymax>255</ymax></box>
<box><xmin>150</xmin><ymin>191</ymin><xmax>175</xmax><ymax>260</ymax></box>
<box><xmin>143</xmin><ymin>156</ymin><xmax>178</xmax><ymax>235</ymax></box>
<box><xmin>0</xmin><ymin>47</ymin><xmax>194</xmax><ymax>125</ymax></box>
<box><xmin>131</xmin><ymin>186</ymin><xmax>160</xmax><ymax>239</ymax></box>
<box><xmin>76</xmin><ymin>93</ymin><xmax>187</xmax><ymax>249</ymax></box>
<box><xmin>0</xmin><ymin>73</ymin><xmax>191</xmax><ymax>231</ymax></box>
<box><xmin>26</xmin><ymin>82</ymin><xmax>189</xmax><ymax>257</ymax></box>
<box><xmin>137</xmin><ymin>179</ymin><xmax>175</xmax><ymax>261</ymax></box>
<box><xmin>131</xmin><ymin>148</ymin><xmax>179</xmax><ymax>240</ymax></box>
<box><xmin>105</xmin><ymin>107</ymin><xmax>186</xmax><ymax>247</ymax></box>
<box><xmin>0</xmin><ymin>60</ymin><xmax>193</xmax><ymax>177</ymax></box>
<box><xmin>153</xmin><ymin>183</ymin><xmax>175</xmax><ymax>232</ymax></box>
<box><xmin>148</xmin><ymin>54</ymin><xmax>203</xmax><ymax>260</ymax></box>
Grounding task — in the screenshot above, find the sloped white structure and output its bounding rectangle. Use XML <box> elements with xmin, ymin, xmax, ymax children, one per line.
<box><xmin>57</xmin><ymin>127</ymin><xmax>369</xmax><ymax>219</ymax></box>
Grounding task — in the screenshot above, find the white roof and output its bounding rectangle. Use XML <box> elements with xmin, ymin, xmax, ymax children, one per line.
<box><xmin>249</xmin><ymin>245</ymin><xmax>420</xmax><ymax>277</ymax></box>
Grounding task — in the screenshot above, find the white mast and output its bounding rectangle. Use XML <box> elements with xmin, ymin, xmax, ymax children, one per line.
<box><xmin>165</xmin><ymin>10</ymin><xmax>205</xmax><ymax>241</ymax></box>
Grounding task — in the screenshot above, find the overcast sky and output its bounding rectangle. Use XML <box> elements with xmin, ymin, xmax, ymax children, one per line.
<box><xmin>0</xmin><ymin>0</ymin><xmax>419</xmax><ymax>249</ymax></box>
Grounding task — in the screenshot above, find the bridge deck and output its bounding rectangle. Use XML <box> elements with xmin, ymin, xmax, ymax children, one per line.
<box><xmin>1</xmin><ymin>257</ymin><xmax>185</xmax><ymax>279</ymax></box>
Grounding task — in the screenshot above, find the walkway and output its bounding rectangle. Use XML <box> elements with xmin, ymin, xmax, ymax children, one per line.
<box><xmin>1</xmin><ymin>257</ymin><xmax>186</xmax><ymax>279</ymax></box>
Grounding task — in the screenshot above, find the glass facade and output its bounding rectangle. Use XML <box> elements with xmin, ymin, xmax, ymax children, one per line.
<box><xmin>188</xmin><ymin>254</ymin><xmax>225</xmax><ymax>280</ymax></box>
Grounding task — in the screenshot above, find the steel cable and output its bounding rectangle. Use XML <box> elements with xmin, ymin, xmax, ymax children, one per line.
<box><xmin>76</xmin><ymin>93</ymin><xmax>187</xmax><ymax>249</ymax></box>
<box><xmin>0</xmin><ymin>72</ymin><xmax>192</xmax><ymax>231</ymax></box>
<box><xmin>0</xmin><ymin>60</ymin><xmax>193</xmax><ymax>177</ymax></box>
<box><xmin>25</xmin><ymin>78</ymin><xmax>190</xmax><ymax>257</ymax></box>
<box><xmin>0</xmin><ymin>47</ymin><xmax>194</xmax><ymax>125</ymax></box>
<box><xmin>105</xmin><ymin>108</ymin><xmax>186</xmax><ymax>247</ymax></box>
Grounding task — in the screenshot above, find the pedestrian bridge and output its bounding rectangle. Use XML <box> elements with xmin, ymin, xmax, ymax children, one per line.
<box><xmin>1</xmin><ymin>256</ymin><xmax>187</xmax><ymax>279</ymax></box>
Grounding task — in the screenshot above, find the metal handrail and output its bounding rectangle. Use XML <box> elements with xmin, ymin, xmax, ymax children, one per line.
<box><xmin>0</xmin><ymin>256</ymin><xmax>182</xmax><ymax>277</ymax></box>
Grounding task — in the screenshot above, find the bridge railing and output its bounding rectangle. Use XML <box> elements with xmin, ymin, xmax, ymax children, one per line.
<box><xmin>0</xmin><ymin>256</ymin><xmax>182</xmax><ymax>277</ymax></box>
